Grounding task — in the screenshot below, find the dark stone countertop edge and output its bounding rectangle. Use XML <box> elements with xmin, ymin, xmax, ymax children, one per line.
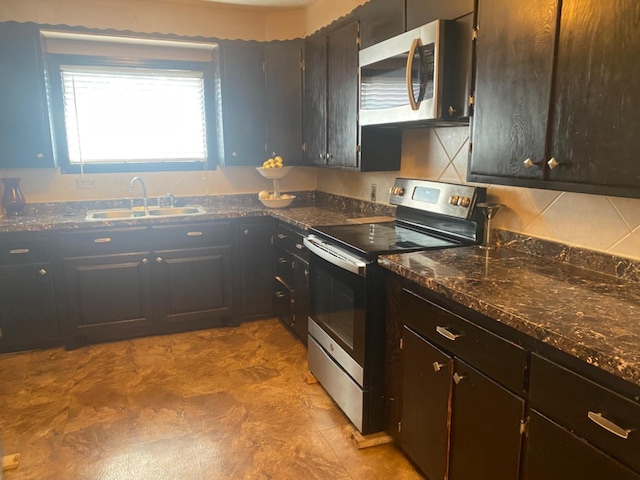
<box><xmin>378</xmin><ymin>251</ymin><xmax>640</xmax><ymax>389</ymax></box>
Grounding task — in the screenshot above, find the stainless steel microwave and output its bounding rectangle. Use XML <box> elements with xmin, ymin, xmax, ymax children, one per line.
<box><xmin>359</xmin><ymin>19</ymin><xmax>472</xmax><ymax>126</ymax></box>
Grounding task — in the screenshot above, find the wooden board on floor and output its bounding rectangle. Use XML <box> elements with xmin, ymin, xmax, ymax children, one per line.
<box><xmin>2</xmin><ymin>453</ymin><xmax>21</xmax><ymax>471</ymax></box>
<box><xmin>351</xmin><ymin>430</ymin><xmax>394</xmax><ymax>449</ymax></box>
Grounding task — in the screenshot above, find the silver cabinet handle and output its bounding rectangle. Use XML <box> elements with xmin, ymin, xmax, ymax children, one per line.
<box><xmin>38</xmin><ymin>268</ymin><xmax>47</xmax><ymax>276</ymax></box>
<box><xmin>156</xmin><ymin>257</ymin><xmax>163</xmax><ymax>263</ymax></box>
<box><xmin>187</xmin><ymin>231</ymin><xmax>203</xmax><ymax>237</ymax></box>
<box><xmin>141</xmin><ymin>258</ymin><xmax>149</xmax><ymax>264</ymax></box>
<box><xmin>232</xmin><ymin>151</ymin><xmax>238</xmax><ymax>157</ymax></box>
<box><xmin>94</xmin><ymin>237</ymin><xmax>112</xmax><ymax>243</ymax></box>
<box><xmin>436</xmin><ymin>326</ymin><xmax>461</xmax><ymax>341</ymax></box>
<box><xmin>37</xmin><ymin>153</ymin><xmax>44</xmax><ymax>159</ymax></box>
<box><xmin>10</xmin><ymin>248</ymin><xmax>30</xmax><ymax>254</ymax></box>
<box><xmin>547</xmin><ymin>157</ymin><xmax>560</xmax><ymax>169</ymax></box>
<box><xmin>587</xmin><ymin>411</ymin><xmax>632</xmax><ymax>440</ymax></box>
<box><xmin>277</xmin><ymin>233</ymin><xmax>288</xmax><ymax>239</ymax></box>
<box><xmin>275</xmin><ymin>291</ymin><xmax>286</xmax><ymax>298</ymax></box>
<box><xmin>453</xmin><ymin>372</ymin><xmax>466</xmax><ymax>385</ymax></box>
<box><xmin>243</xmin><ymin>229</ymin><xmax>250</xmax><ymax>236</ymax></box>
<box><xmin>523</xmin><ymin>158</ymin><xmax>535</xmax><ymax>169</ymax></box>
<box><xmin>295</xmin><ymin>243</ymin><xmax>304</xmax><ymax>250</ymax></box>
<box><xmin>433</xmin><ymin>362</ymin><xmax>446</xmax><ymax>373</ymax></box>
<box><xmin>277</xmin><ymin>257</ymin><xmax>289</xmax><ymax>264</ymax></box>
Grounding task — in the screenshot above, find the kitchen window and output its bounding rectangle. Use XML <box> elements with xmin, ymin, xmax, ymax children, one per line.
<box><xmin>43</xmin><ymin>30</ymin><xmax>221</xmax><ymax>173</ymax></box>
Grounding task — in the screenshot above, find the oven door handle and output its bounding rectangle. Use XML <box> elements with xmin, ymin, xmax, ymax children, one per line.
<box><xmin>304</xmin><ymin>236</ymin><xmax>368</xmax><ymax>277</ymax></box>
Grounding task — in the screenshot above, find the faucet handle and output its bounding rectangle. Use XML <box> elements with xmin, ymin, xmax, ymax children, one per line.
<box><xmin>158</xmin><ymin>193</ymin><xmax>175</xmax><ymax>208</ymax></box>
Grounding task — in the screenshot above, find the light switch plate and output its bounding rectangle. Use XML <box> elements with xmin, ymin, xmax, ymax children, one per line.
<box><xmin>370</xmin><ymin>184</ymin><xmax>376</xmax><ymax>202</ymax></box>
<box><xmin>75</xmin><ymin>179</ymin><xmax>95</xmax><ymax>189</ymax></box>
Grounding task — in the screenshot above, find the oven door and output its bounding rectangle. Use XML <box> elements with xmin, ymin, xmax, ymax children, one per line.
<box><xmin>305</xmin><ymin>237</ymin><xmax>368</xmax><ymax>374</ymax></box>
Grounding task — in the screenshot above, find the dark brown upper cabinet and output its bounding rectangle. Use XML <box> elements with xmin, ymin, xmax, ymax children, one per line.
<box><xmin>265</xmin><ymin>41</ymin><xmax>304</xmax><ymax>165</ymax></box>
<box><xmin>406</xmin><ymin>0</ymin><xmax>475</xmax><ymax>30</ymax></box>
<box><xmin>0</xmin><ymin>22</ymin><xmax>54</xmax><ymax>169</ymax></box>
<box><xmin>304</xmin><ymin>21</ymin><xmax>402</xmax><ymax>171</ymax></box>
<box><xmin>357</xmin><ymin>0</ymin><xmax>405</xmax><ymax>49</ymax></box>
<box><xmin>469</xmin><ymin>0</ymin><xmax>640</xmax><ymax>199</ymax></box>
<box><xmin>221</xmin><ymin>40</ymin><xmax>304</xmax><ymax>167</ymax></box>
<box><xmin>220</xmin><ymin>41</ymin><xmax>267</xmax><ymax>167</ymax></box>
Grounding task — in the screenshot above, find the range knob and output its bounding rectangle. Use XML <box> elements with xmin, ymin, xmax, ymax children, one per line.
<box><xmin>391</xmin><ymin>186</ymin><xmax>406</xmax><ymax>196</ymax></box>
<box><xmin>458</xmin><ymin>196</ymin><xmax>471</xmax><ymax>207</ymax></box>
<box><xmin>449</xmin><ymin>195</ymin><xmax>459</xmax><ymax>205</ymax></box>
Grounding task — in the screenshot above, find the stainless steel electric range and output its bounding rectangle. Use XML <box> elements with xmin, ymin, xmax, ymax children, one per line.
<box><xmin>303</xmin><ymin>178</ymin><xmax>486</xmax><ymax>434</ymax></box>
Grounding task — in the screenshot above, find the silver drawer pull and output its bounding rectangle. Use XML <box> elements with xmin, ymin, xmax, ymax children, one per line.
<box><xmin>94</xmin><ymin>237</ymin><xmax>112</xmax><ymax>243</ymax></box>
<box><xmin>436</xmin><ymin>326</ymin><xmax>461</xmax><ymax>341</ymax></box>
<box><xmin>588</xmin><ymin>411</ymin><xmax>632</xmax><ymax>440</ymax></box>
<box><xmin>10</xmin><ymin>248</ymin><xmax>30</xmax><ymax>254</ymax></box>
<box><xmin>433</xmin><ymin>362</ymin><xmax>446</xmax><ymax>373</ymax></box>
<box><xmin>275</xmin><ymin>291</ymin><xmax>286</xmax><ymax>298</ymax></box>
<box><xmin>295</xmin><ymin>243</ymin><xmax>304</xmax><ymax>250</ymax></box>
<box><xmin>38</xmin><ymin>269</ymin><xmax>47</xmax><ymax>276</ymax></box>
<box><xmin>277</xmin><ymin>233</ymin><xmax>288</xmax><ymax>239</ymax></box>
<box><xmin>187</xmin><ymin>231</ymin><xmax>203</xmax><ymax>236</ymax></box>
<box><xmin>277</xmin><ymin>257</ymin><xmax>289</xmax><ymax>264</ymax></box>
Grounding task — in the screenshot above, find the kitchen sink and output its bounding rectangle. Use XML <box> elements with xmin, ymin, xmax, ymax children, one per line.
<box><xmin>85</xmin><ymin>205</ymin><xmax>207</xmax><ymax>221</ymax></box>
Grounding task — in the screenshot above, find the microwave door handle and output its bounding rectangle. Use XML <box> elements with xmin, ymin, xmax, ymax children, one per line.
<box><xmin>406</xmin><ymin>37</ymin><xmax>422</xmax><ymax>111</ymax></box>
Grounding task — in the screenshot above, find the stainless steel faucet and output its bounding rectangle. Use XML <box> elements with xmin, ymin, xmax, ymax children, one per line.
<box><xmin>129</xmin><ymin>176</ymin><xmax>148</xmax><ymax>211</ymax></box>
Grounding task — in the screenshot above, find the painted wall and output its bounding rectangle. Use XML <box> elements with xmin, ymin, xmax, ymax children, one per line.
<box><xmin>318</xmin><ymin>127</ymin><xmax>640</xmax><ymax>261</ymax></box>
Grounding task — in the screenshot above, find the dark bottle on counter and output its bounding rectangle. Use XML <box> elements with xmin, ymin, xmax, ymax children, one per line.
<box><xmin>1</xmin><ymin>177</ymin><xmax>26</xmax><ymax>216</ymax></box>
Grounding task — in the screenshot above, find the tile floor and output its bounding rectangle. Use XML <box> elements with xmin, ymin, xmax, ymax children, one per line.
<box><xmin>0</xmin><ymin>319</ymin><xmax>422</xmax><ymax>479</ymax></box>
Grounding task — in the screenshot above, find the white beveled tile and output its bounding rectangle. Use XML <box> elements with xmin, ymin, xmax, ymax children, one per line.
<box><xmin>486</xmin><ymin>185</ymin><xmax>540</xmax><ymax>232</ymax></box>
<box><xmin>451</xmin><ymin>139</ymin><xmax>469</xmax><ymax>183</ymax></box>
<box><xmin>421</xmin><ymin>131</ymin><xmax>452</xmax><ymax>181</ymax></box>
<box><xmin>541</xmin><ymin>192</ymin><xmax>631</xmax><ymax>251</ymax></box>
<box><xmin>527</xmin><ymin>187</ymin><xmax>562</xmax><ymax>214</ymax></box>
<box><xmin>608</xmin><ymin>231</ymin><xmax>640</xmax><ymax>261</ymax></box>
<box><xmin>609</xmin><ymin>196</ymin><xmax>640</xmax><ymax>230</ymax></box>
<box><xmin>438</xmin><ymin>163</ymin><xmax>463</xmax><ymax>184</ymax></box>
<box><xmin>523</xmin><ymin>216</ymin><xmax>554</xmax><ymax>240</ymax></box>
<box><xmin>434</xmin><ymin>126</ymin><xmax>470</xmax><ymax>160</ymax></box>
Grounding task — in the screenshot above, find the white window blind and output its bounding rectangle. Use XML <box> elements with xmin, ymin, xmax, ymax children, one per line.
<box><xmin>61</xmin><ymin>65</ymin><xmax>208</xmax><ymax>164</ymax></box>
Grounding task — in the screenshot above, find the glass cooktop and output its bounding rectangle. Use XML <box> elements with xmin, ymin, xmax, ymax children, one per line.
<box><xmin>310</xmin><ymin>222</ymin><xmax>460</xmax><ymax>259</ymax></box>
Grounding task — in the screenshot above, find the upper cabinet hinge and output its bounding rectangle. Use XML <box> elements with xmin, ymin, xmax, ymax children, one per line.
<box><xmin>520</xmin><ymin>418</ymin><xmax>529</xmax><ymax>436</ymax></box>
<box><xmin>397</xmin><ymin>421</ymin><xmax>402</xmax><ymax>433</ymax></box>
<box><xmin>472</xmin><ymin>27</ymin><xmax>479</xmax><ymax>42</ymax></box>
<box><xmin>302</xmin><ymin>143</ymin><xmax>306</xmax><ymax>153</ymax></box>
<box><xmin>399</xmin><ymin>337</ymin><xmax>404</xmax><ymax>350</ymax></box>
<box><xmin>356</xmin><ymin>36</ymin><xmax>361</xmax><ymax>47</ymax></box>
<box><xmin>469</xmin><ymin>93</ymin><xmax>475</xmax><ymax>107</ymax></box>
<box><xmin>356</xmin><ymin>144</ymin><xmax>361</xmax><ymax>153</ymax></box>
<box><xmin>301</xmin><ymin>59</ymin><xmax>305</xmax><ymax>71</ymax></box>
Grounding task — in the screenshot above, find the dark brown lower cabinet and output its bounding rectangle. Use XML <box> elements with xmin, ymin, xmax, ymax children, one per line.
<box><xmin>522</xmin><ymin>411</ymin><xmax>640</xmax><ymax>480</ymax></box>
<box><xmin>449</xmin><ymin>359</ymin><xmax>525</xmax><ymax>480</ymax></box>
<box><xmin>62</xmin><ymin>252</ymin><xmax>154</xmax><ymax>341</ymax></box>
<box><xmin>400</xmin><ymin>326</ymin><xmax>452</xmax><ymax>480</ymax></box>
<box><xmin>154</xmin><ymin>246</ymin><xmax>233</xmax><ymax>327</ymax></box>
<box><xmin>0</xmin><ymin>262</ymin><xmax>58</xmax><ymax>352</ymax></box>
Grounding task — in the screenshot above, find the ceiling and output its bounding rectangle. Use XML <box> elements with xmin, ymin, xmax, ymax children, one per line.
<box><xmin>199</xmin><ymin>0</ymin><xmax>316</xmax><ymax>7</ymax></box>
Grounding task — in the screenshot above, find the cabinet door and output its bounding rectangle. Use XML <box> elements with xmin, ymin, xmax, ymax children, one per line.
<box><xmin>291</xmin><ymin>254</ymin><xmax>309</xmax><ymax>345</ymax></box>
<box><xmin>237</xmin><ymin>219</ymin><xmax>274</xmax><ymax>318</ymax></box>
<box><xmin>0</xmin><ymin>22</ymin><xmax>54</xmax><ymax>168</ymax></box>
<box><xmin>303</xmin><ymin>32</ymin><xmax>328</xmax><ymax>166</ymax></box>
<box><xmin>400</xmin><ymin>326</ymin><xmax>452</xmax><ymax>480</ymax></box>
<box><xmin>406</xmin><ymin>0</ymin><xmax>475</xmax><ymax>30</ymax></box>
<box><xmin>154</xmin><ymin>246</ymin><xmax>233</xmax><ymax>326</ymax></box>
<box><xmin>63</xmin><ymin>253</ymin><xmax>154</xmax><ymax>340</ymax></box>
<box><xmin>449</xmin><ymin>358</ymin><xmax>524</xmax><ymax>480</ymax></box>
<box><xmin>358</xmin><ymin>0</ymin><xmax>405</xmax><ymax>49</ymax></box>
<box><xmin>469</xmin><ymin>0</ymin><xmax>558</xmax><ymax>183</ymax></box>
<box><xmin>265</xmin><ymin>41</ymin><xmax>303</xmax><ymax>165</ymax></box>
<box><xmin>546</xmin><ymin>1</ymin><xmax>640</xmax><ymax>194</ymax></box>
<box><xmin>326</xmin><ymin>20</ymin><xmax>359</xmax><ymax>169</ymax></box>
<box><xmin>221</xmin><ymin>41</ymin><xmax>266</xmax><ymax>166</ymax></box>
<box><xmin>0</xmin><ymin>263</ymin><xmax>58</xmax><ymax>352</ymax></box>
<box><xmin>523</xmin><ymin>411</ymin><xmax>640</xmax><ymax>480</ymax></box>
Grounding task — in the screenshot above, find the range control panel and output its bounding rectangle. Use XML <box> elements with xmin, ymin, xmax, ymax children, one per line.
<box><xmin>389</xmin><ymin>178</ymin><xmax>486</xmax><ymax>219</ymax></box>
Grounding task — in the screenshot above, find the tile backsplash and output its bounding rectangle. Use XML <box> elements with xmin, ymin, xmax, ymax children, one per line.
<box><xmin>317</xmin><ymin>127</ymin><xmax>640</xmax><ymax>261</ymax></box>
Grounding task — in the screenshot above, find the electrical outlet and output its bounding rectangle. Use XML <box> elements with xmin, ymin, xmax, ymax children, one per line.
<box><xmin>75</xmin><ymin>178</ymin><xmax>95</xmax><ymax>189</ymax></box>
<box><xmin>370</xmin><ymin>184</ymin><xmax>377</xmax><ymax>202</ymax></box>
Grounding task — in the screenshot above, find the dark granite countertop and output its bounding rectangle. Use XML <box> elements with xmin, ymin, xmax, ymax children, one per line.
<box><xmin>379</xmin><ymin>246</ymin><xmax>640</xmax><ymax>388</ymax></box>
<box><xmin>0</xmin><ymin>193</ymin><xmax>381</xmax><ymax>233</ymax></box>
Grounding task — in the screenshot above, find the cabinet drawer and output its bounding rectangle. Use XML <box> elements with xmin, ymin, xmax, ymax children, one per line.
<box><xmin>0</xmin><ymin>237</ymin><xmax>49</xmax><ymax>264</ymax></box>
<box><xmin>56</xmin><ymin>228</ymin><xmax>149</xmax><ymax>257</ymax></box>
<box><xmin>401</xmin><ymin>288</ymin><xmax>527</xmax><ymax>393</ymax></box>
<box><xmin>529</xmin><ymin>353</ymin><xmax>640</xmax><ymax>473</ymax></box>
<box><xmin>273</xmin><ymin>223</ymin><xmax>294</xmax><ymax>250</ymax></box>
<box><xmin>152</xmin><ymin>222</ymin><xmax>231</xmax><ymax>248</ymax></box>
<box><xmin>292</xmin><ymin>230</ymin><xmax>308</xmax><ymax>261</ymax></box>
<box><xmin>275</xmin><ymin>248</ymin><xmax>294</xmax><ymax>285</ymax></box>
